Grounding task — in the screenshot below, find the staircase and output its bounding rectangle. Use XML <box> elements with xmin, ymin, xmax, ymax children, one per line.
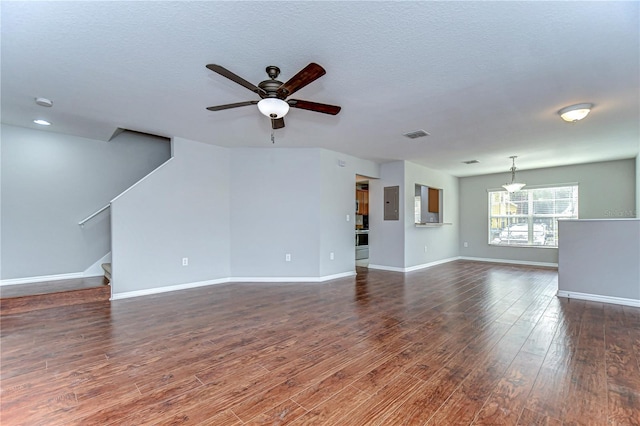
<box><xmin>0</xmin><ymin>276</ymin><xmax>110</xmax><ymax>316</ymax></box>
<box><xmin>102</xmin><ymin>263</ymin><xmax>112</xmax><ymax>282</ymax></box>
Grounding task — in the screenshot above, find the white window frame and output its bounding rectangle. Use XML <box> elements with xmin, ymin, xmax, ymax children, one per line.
<box><xmin>488</xmin><ymin>184</ymin><xmax>579</xmax><ymax>248</ymax></box>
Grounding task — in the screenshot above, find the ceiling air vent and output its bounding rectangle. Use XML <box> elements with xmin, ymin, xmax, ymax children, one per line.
<box><xmin>462</xmin><ymin>160</ymin><xmax>479</xmax><ymax>164</ymax></box>
<box><xmin>403</xmin><ymin>129</ymin><xmax>430</xmax><ymax>139</ymax></box>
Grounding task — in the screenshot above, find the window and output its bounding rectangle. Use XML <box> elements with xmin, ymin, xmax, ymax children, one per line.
<box><xmin>488</xmin><ymin>185</ymin><xmax>578</xmax><ymax>247</ymax></box>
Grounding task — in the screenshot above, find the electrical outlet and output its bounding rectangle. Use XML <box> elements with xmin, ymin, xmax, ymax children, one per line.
<box><xmin>285</xmin><ymin>253</ymin><xmax>291</xmax><ymax>262</ymax></box>
<box><xmin>182</xmin><ymin>257</ymin><xmax>188</xmax><ymax>266</ymax></box>
<box><xmin>346</xmin><ymin>214</ymin><xmax>350</xmax><ymax>222</ymax></box>
<box><xmin>464</xmin><ymin>242</ymin><xmax>468</xmax><ymax>247</ymax></box>
<box><xmin>424</xmin><ymin>245</ymin><xmax>428</xmax><ymax>253</ymax></box>
<box><xmin>330</xmin><ymin>252</ymin><xmax>335</xmax><ymax>260</ymax></box>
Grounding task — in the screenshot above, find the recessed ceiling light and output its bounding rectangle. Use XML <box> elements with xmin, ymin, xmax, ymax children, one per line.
<box><xmin>33</xmin><ymin>119</ymin><xmax>51</xmax><ymax>126</ymax></box>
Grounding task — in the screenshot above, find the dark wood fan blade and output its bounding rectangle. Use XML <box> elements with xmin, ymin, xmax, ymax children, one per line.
<box><xmin>288</xmin><ymin>99</ymin><xmax>341</xmax><ymax>115</ymax></box>
<box><xmin>271</xmin><ymin>118</ymin><xmax>285</xmax><ymax>129</ymax></box>
<box><xmin>206</xmin><ymin>64</ymin><xmax>266</xmax><ymax>95</ymax></box>
<box><xmin>206</xmin><ymin>100</ymin><xmax>258</xmax><ymax>111</ymax></box>
<box><xmin>276</xmin><ymin>63</ymin><xmax>326</xmax><ymax>98</ymax></box>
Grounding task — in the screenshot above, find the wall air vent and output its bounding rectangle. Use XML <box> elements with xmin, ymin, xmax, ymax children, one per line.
<box><xmin>462</xmin><ymin>160</ymin><xmax>479</xmax><ymax>164</ymax></box>
<box><xmin>403</xmin><ymin>129</ymin><xmax>430</xmax><ymax>139</ymax></box>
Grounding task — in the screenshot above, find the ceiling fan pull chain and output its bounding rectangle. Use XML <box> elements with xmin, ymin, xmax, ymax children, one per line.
<box><xmin>271</xmin><ymin>129</ymin><xmax>275</xmax><ymax>144</ymax></box>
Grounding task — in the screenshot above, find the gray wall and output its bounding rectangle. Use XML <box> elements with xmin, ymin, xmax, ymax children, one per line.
<box><xmin>2</xmin><ymin>125</ymin><xmax>381</xmax><ymax>289</ymax></box>
<box><xmin>229</xmin><ymin>148</ymin><xmax>322</xmax><ymax>278</ymax></box>
<box><xmin>369</xmin><ymin>160</ymin><xmax>459</xmax><ymax>270</ymax></box>
<box><xmin>111</xmin><ymin>137</ymin><xmax>230</xmax><ymax>294</ymax></box>
<box><xmin>459</xmin><ymin>159</ymin><xmax>637</xmax><ymax>265</ymax></box>
<box><xmin>404</xmin><ymin>161</ymin><xmax>459</xmax><ymax>268</ymax></box>
<box><xmin>319</xmin><ymin>149</ymin><xmax>379</xmax><ymax>277</ymax></box>
<box><xmin>558</xmin><ymin>219</ymin><xmax>639</xmax><ymax>301</ymax></box>
<box><xmin>636</xmin><ymin>154</ymin><xmax>640</xmax><ymax>218</ymax></box>
<box><xmin>0</xmin><ymin>124</ymin><xmax>170</xmax><ymax>279</ymax></box>
<box><xmin>229</xmin><ymin>147</ymin><xmax>379</xmax><ymax>278</ymax></box>
<box><xmin>369</xmin><ymin>161</ymin><xmax>405</xmax><ymax>269</ymax></box>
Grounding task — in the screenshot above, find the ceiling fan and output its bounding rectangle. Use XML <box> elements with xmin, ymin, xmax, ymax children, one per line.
<box><xmin>205</xmin><ymin>63</ymin><xmax>341</xmax><ymax>129</ymax></box>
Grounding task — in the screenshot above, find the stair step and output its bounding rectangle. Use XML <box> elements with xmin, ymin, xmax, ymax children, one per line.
<box><xmin>102</xmin><ymin>263</ymin><xmax>112</xmax><ymax>281</ymax></box>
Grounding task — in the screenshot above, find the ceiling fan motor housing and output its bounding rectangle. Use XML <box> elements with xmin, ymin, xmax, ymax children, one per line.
<box><xmin>258</xmin><ymin>66</ymin><xmax>285</xmax><ymax>99</ymax></box>
<box><xmin>258</xmin><ymin>79</ymin><xmax>284</xmax><ymax>99</ymax></box>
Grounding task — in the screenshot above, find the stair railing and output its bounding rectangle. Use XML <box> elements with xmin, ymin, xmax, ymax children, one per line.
<box><xmin>78</xmin><ymin>204</ymin><xmax>110</xmax><ymax>227</ymax></box>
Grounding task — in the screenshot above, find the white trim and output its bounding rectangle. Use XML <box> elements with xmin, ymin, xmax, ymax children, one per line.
<box><xmin>368</xmin><ymin>257</ymin><xmax>459</xmax><ymax>273</ymax></box>
<box><xmin>560</xmin><ymin>218</ymin><xmax>640</xmax><ymax>222</ymax></box>
<box><xmin>1</xmin><ymin>272</ymin><xmax>84</xmax><ymax>286</ymax></box>
<box><xmin>1</xmin><ymin>259</ymin><xmax>110</xmax><ymax>286</ymax></box>
<box><xmin>459</xmin><ymin>256</ymin><xmax>558</xmax><ymax>268</ymax></box>
<box><xmin>111</xmin><ymin>277</ymin><xmax>230</xmax><ymax>300</ymax></box>
<box><xmin>557</xmin><ymin>290</ymin><xmax>640</xmax><ymax>308</ymax></box>
<box><xmin>405</xmin><ymin>257</ymin><xmax>460</xmax><ymax>272</ymax></box>
<box><xmin>229</xmin><ymin>271</ymin><xmax>356</xmax><ymax>283</ymax></box>
<box><xmin>111</xmin><ymin>271</ymin><xmax>357</xmax><ymax>300</ymax></box>
<box><xmin>367</xmin><ymin>264</ymin><xmax>406</xmax><ymax>272</ymax></box>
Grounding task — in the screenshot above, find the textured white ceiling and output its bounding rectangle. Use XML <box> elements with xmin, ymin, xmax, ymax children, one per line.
<box><xmin>1</xmin><ymin>1</ymin><xmax>638</xmax><ymax>176</ymax></box>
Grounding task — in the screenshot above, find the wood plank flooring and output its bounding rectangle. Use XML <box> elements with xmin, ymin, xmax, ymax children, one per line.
<box><xmin>1</xmin><ymin>260</ymin><xmax>639</xmax><ymax>425</ymax></box>
<box><xmin>0</xmin><ymin>277</ymin><xmax>109</xmax><ymax>316</ymax></box>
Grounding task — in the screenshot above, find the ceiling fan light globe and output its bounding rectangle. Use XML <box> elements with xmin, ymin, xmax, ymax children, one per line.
<box><xmin>257</xmin><ymin>98</ymin><xmax>289</xmax><ymax>119</ymax></box>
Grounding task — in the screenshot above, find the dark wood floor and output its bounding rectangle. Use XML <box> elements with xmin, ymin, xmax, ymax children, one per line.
<box><xmin>0</xmin><ymin>277</ymin><xmax>109</xmax><ymax>316</ymax></box>
<box><xmin>0</xmin><ymin>277</ymin><xmax>108</xmax><ymax>299</ymax></box>
<box><xmin>1</xmin><ymin>261</ymin><xmax>638</xmax><ymax>425</ymax></box>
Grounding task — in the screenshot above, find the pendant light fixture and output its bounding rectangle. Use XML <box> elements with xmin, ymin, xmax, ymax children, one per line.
<box><xmin>502</xmin><ymin>156</ymin><xmax>526</xmax><ymax>192</ymax></box>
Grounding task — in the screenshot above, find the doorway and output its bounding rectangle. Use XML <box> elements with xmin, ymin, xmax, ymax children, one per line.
<box><xmin>355</xmin><ymin>175</ymin><xmax>370</xmax><ymax>267</ymax></box>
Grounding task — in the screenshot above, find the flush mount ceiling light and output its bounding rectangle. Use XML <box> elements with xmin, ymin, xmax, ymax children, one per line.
<box><xmin>257</xmin><ymin>98</ymin><xmax>290</xmax><ymax>119</ymax></box>
<box><xmin>33</xmin><ymin>119</ymin><xmax>51</xmax><ymax>126</ymax></box>
<box><xmin>35</xmin><ymin>97</ymin><xmax>53</xmax><ymax>107</ymax></box>
<box><xmin>502</xmin><ymin>156</ymin><xmax>526</xmax><ymax>192</ymax></box>
<box><xmin>558</xmin><ymin>103</ymin><xmax>592</xmax><ymax>123</ymax></box>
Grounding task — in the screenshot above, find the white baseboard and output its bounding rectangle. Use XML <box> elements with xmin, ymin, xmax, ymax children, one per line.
<box><xmin>111</xmin><ymin>271</ymin><xmax>357</xmax><ymax>300</ymax></box>
<box><xmin>367</xmin><ymin>264</ymin><xmax>405</xmax><ymax>272</ymax></box>
<box><xmin>229</xmin><ymin>271</ymin><xmax>356</xmax><ymax>283</ymax></box>
<box><xmin>459</xmin><ymin>256</ymin><xmax>558</xmax><ymax>268</ymax></box>
<box><xmin>405</xmin><ymin>257</ymin><xmax>460</xmax><ymax>272</ymax></box>
<box><xmin>1</xmin><ymin>272</ymin><xmax>85</xmax><ymax>286</ymax></box>
<box><xmin>111</xmin><ymin>278</ymin><xmax>230</xmax><ymax>300</ymax></box>
<box><xmin>1</xmin><ymin>255</ymin><xmax>111</xmax><ymax>286</ymax></box>
<box><xmin>557</xmin><ymin>290</ymin><xmax>640</xmax><ymax>307</ymax></box>
<box><xmin>368</xmin><ymin>257</ymin><xmax>459</xmax><ymax>273</ymax></box>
